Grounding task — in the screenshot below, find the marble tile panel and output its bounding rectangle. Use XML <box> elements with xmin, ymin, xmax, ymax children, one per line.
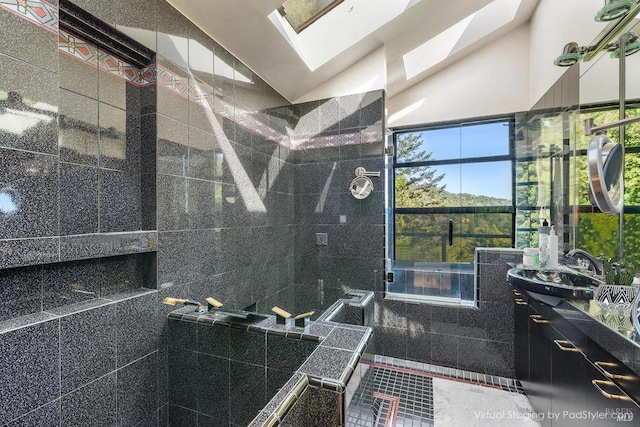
<box><xmin>5</xmin><ymin>399</ymin><xmax>60</xmax><ymax>427</ymax></box>
<box><xmin>229</xmin><ymin>328</ymin><xmax>266</xmax><ymax>366</ymax></box>
<box><xmin>360</xmin><ymin>90</ymin><xmax>384</xmax><ymax>127</ymax></box>
<box><xmin>229</xmin><ymin>360</ymin><xmax>266</xmax><ymax>426</ymax></box>
<box><xmin>157</xmin><ymin>59</ymin><xmax>189</xmax><ymax>124</ymax></box>
<box><xmin>430</xmin><ymin>333</ymin><xmax>458</xmax><ymax>368</ymax></box>
<box><xmin>112</xmin><ymin>0</ymin><xmax>158</xmax><ymax>51</ymax></box>
<box><xmin>321</xmin><ymin>326</ymin><xmax>368</xmax><ymax>351</ymax></box>
<box><xmin>167</xmin><ymin>404</ymin><xmax>197</xmax><ymax>427</ymax></box>
<box><xmin>298</xmin><ymin>346</ymin><xmax>353</xmax><ymax>381</ymax></box>
<box><xmin>369</xmin><ymin>325</ymin><xmax>407</xmax><ymax>360</ymax></box>
<box><xmin>197</xmin><ymin>353</ymin><xmax>230</xmax><ymax>421</ymax></box>
<box><xmin>0</xmin><ymin>318</ymin><xmax>60</xmax><ymax>425</ymax></box>
<box><xmin>0</xmin><ymin>149</ymin><xmax>59</xmax><ymax>239</ymax></box>
<box><xmin>168</xmin><ymin>346</ymin><xmax>198</xmax><ymax>410</ymax></box>
<box><xmin>187</xmin><ymin>178</ymin><xmax>216</xmax><ymax>230</ymax></box>
<box><xmin>294</xmin><ymin>161</ymin><xmax>343</xmax><ymax>195</ymax></box>
<box><xmin>60</xmin><ymin>303</ymin><xmax>117</xmax><ymax>393</ymax></box>
<box><xmin>197</xmin><ymin>322</ymin><xmax>230</xmax><ymax>358</ymax></box>
<box><xmin>292</xmin><ymin>101</ymin><xmax>321</xmax><ymax>139</ymax></box>
<box><xmin>157</xmin><ymin>173</ymin><xmax>189</xmax><ymax>231</ymax></box>
<box><xmin>0</xmin><ymin>237</ymin><xmax>59</xmax><ymax>269</ymax></box>
<box><xmin>0</xmin><ymin>265</ymin><xmax>42</xmax><ymax>321</ymax></box>
<box><xmin>141</xmin><ymin>173</ymin><xmax>157</xmax><ymax>231</ymax></box>
<box><xmin>0</xmin><ymin>8</ymin><xmax>57</xmax><ymax>72</ymax></box>
<box><xmin>478</xmin><ymin>263</ymin><xmax>515</xmax><ymax>303</ymax></box>
<box><xmin>266</xmin><ymin>334</ymin><xmax>317</xmax><ymax>373</ymax></box>
<box><xmin>98</xmin><ymin>52</ymin><xmax>127</xmax><ymax>110</ymax></box>
<box><xmin>99</xmin><ymin>169</ymin><xmax>142</xmax><ymax>232</ymax></box>
<box><xmin>116</xmin><ymin>292</ymin><xmax>158</xmax><ymax>366</ymax></box>
<box><xmin>189</xmin><ymin>77</ymin><xmax>217</xmax><ymax>134</ymax></box>
<box><xmin>117</xmin><ymin>353</ymin><xmax>158</xmax><ymax>427</ymax></box>
<box><xmin>98</xmin><ymin>102</ymin><xmax>129</xmax><ymax>171</ymax></box>
<box><xmin>188</xmin><ymin>126</ymin><xmax>217</xmax><ymax>180</ymax></box>
<box><xmin>305</xmin><ymin>387</ymin><xmax>340</xmax><ymax>427</ymax></box>
<box><xmin>59</xmin><ymin>50</ymin><xmax>98</xmax><ymax>99</ymax></box>
<box><xmin>167</xmin><ymin>317</ymin><xmax>197</xmax><ymax>350</ymax></box>
<box><xmin>458</xmin><ymin>337</ymin><xmax>514</xmax><ymax>377</ymax></box>
<box><xmin>140</xmin><ymin>114</ymin><xmax>157</xmax><ymax>174</ymax></box>
<box><xmin>59</xmin><ymin>163</ymin><xmax>99</xmax><ymax>236</ymax></box>
<box><xmin>42</xmin><ymin>258</ymin><xmax>101</xmax><ymax>311</ymax></box>
<box><xmin>338</xmin><ymin>93</ymin><xmax>364</xmax><ymax>132</ymax></box>
<box><xmin>61</xmin><ymin>373</ymin><xmax>117</xmax><ymax>427</ymax></box>
<box><xmin>157</xmin><ymin>115</ymin><xmax>189</xmax><ymax>176</ymax></box>
<box><xmin>188</xmin><ymin>27</ymin><xmax>214</xmax><ymax>85</ymax></box>
<box><xmin>156</xmin><ymin>1</ymin><xmax>190</xmax><ymax>71</ymax></box>
<box><xmin>213</xmin><ymin>45</ymin><xmax>236</xmax><ymax>103</ymax></box>
<box><xmin>59</xmin><ymin>89</ymin><xmax>99</xmax><ymax>166</ymax></box>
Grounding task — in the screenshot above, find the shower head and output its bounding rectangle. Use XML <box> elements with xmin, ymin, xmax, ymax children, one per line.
<box><xmin>595</xmin><ymin>0</ymin><xmax>637</xmax><ymax>22</ymax></box>
<box><xmin>609</xmin><ymin>32</ymin><xmax>640</xmax><ymax>57</ymax></box>
<box><xmin>554</xmin><ymin>42</ymin><xmax>586</xmax><ymax>66</ymax></box>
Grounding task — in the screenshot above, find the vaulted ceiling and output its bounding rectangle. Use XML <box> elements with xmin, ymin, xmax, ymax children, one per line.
<box><xmin>168</xmin><ymin>0</ymin><xmax>540</xmax><ymax>103</ymax></box>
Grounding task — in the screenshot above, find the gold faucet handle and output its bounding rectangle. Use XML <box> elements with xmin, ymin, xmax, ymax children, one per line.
<box><xmin>294</xmin><ymin>311</ymin><xmax>314</xmax><ymax>320</ymax></box>
<box><xmin>271</xmin><ymin>306</ymin><xmax>291</xmax><ymax>318</ymax></box>
<box><xmin>163</xmin><ymin>297</ymin><xmax>186</xmax><ymax>306</ymax></box>
<box><xmin>205</xmin><ymin>297</ymin><xmax>223</xmax><ymax>308</ymax></box>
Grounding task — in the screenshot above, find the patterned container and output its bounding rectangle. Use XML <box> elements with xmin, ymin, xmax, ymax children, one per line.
<box><xmin>594</xmin><ymin>284</ymin><xmax>639</xmax><ymax>310</ymax></box>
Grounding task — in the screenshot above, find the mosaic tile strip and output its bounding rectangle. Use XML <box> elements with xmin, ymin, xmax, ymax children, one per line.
<box><xmin>58</xmin><ymin>28</ymin><xmax>98</xmax><ymax>66</ymax></box>
<box><xmin>0</xmin><ymin>0</ymin><xmax>58</xmax><ymax>33</ymax></box>
<box><xmin>58</xmin><ymin>29</ymin><xmax>155</xmax><ymax>87</ymax></box>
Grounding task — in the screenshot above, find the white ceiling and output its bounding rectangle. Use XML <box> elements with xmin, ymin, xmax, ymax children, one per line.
<box><xmin>168</xmin><ymin>0</ymin><xmax>540</xmax><ymax>103</ymax></box>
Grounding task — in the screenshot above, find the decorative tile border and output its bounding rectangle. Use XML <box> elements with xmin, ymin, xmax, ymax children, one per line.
<box><xmin>0</xmin><ymin>0</ymin><xmax>58</xmax><ymax>34</ymax></box>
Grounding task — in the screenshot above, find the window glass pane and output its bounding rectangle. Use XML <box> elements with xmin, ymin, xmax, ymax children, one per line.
<box><xmin>460</xmin><ymin>161</ymin><xmax>511</xmax><ymax>203</ymax></box>
<box><xmin>395</xmin><ymin>213</ymin><xmax>512</xmax><ymax>263</ymax></box>
<box><xmin>396</xmin><ymin>129</ymin><xmax>460</xmax><ymax>163</ymax></box>
<box><xmin>625</xmin><ymin>152</ymin><xmax>640</xmax><ymax>205</ymax></box>
<box><xmin>460</xmin><ymin>122</ymin><xmax>510</xmax><ymax>158</ymax></box>
<box><xmin>395</xmin><ymin>164</ymin><xmax>458</xmax><ymax>208</ymax></box>
<box><xmin>576</xmin><ymin>212</ymin><xmax>619</xmax><ymax>258</ymax></box>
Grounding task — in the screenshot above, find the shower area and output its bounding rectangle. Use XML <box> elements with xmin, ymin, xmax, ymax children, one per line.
<box><xmin>0</xmin><ymin>0</ymin><xmax>385</xmax><ymax>425</ymax></box>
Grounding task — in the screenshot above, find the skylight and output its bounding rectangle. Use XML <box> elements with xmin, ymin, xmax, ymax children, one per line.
<box><xmin>278</xmin><ymin>0</ymin><xmax>344</xmax><ymax>33</ymax></box>
<box><xmin>269</xmin><ymin>0</ymin><xmax>419</xmax><ymax>71</ymax></box>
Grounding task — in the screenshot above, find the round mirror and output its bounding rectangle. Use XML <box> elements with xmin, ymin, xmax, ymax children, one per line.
<box><xmin>350</xmin><ymin>176</ymin><xmax>373</xmax><ymax>199</ymax></box>
<box><xmin>587</xmin><ymin>133</ymin><xmax>624</xmax><ymax>214</ymax></box>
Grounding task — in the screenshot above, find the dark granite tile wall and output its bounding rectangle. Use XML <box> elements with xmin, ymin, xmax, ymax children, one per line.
<box><xmin>0</xmin><ymin>291</ymin><xmax>159</xmax><ymax>426</ymax></box>
<box><xmin>167</xmin><ymin>317</ymin><xmax>319</xmax><ymax>427</ymax></box>
<box><xmin>363</xmin><ymin>249</ymin><xmax>517</xmax><ymax>378</ymax></box>
<box><xmin>292</xmin><ymin>91</ymin><xmax>386</xmax><ymax>320</ymax></box>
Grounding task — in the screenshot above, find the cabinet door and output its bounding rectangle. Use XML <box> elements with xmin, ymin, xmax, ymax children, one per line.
<box><xmin>527</xmin><ymin>307</ymin><xmax>553</xmax><ymax>427</ymax></box>
<box><xmin>553</xmin><ymin>340</ymin><xmax>639</xmax><ymax>427</ymax></box>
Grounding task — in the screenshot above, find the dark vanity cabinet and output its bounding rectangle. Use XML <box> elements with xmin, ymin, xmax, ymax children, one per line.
<box><xmin>513</xmin><ymin>290</ymin><xmax>640</xmax><ymax>426</ymax></box>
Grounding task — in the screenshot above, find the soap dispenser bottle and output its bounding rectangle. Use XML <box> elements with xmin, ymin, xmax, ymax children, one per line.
<box><xmin>538</xmin><ymin>218</ymin><xmax>550</xmax><ymax>268</ymax></box>
<box><xmin>548</xmin><ymin>226</ymin><xmax>558</xmax><ymax>269</ymax></box>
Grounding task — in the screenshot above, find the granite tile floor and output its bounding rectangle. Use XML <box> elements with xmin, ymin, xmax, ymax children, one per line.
<box><xmin>346</xmin><ymin>358</ymin><xmax>540</xmax><ymax>427</ymax></box>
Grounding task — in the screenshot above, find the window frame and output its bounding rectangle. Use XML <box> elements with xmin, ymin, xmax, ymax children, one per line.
<box><xmin>386</xmin><ymin>115</ymin><xmax>516</xmax><ymax>306</ymax></box>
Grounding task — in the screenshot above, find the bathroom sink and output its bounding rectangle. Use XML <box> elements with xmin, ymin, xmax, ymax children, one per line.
<box><xmin>507</xmin><ymin>267</ymin><xmax>604</xmax><ymax>300</ymax></box>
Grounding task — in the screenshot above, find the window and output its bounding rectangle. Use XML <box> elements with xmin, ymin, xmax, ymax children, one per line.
<box><xmin>386</xmin><ymin>118</ymin><xmax>515</xmax><ymax>306</ymax></box>
<box><xmin>278</xmin><ymin>0</ymin><xmax>344</xmax><ymax>33</ymax></box>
